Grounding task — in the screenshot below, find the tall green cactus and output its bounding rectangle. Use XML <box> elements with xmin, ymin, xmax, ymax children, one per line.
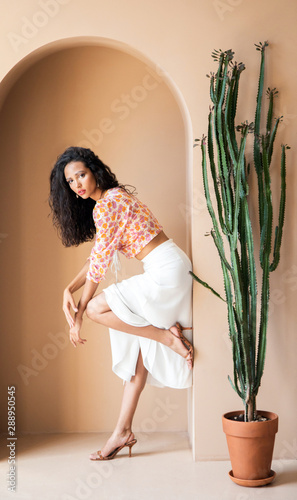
<box><xmin>192</xmin><ymin>42</ymin><xmax>289</xmax><ymax>422</ymax></box>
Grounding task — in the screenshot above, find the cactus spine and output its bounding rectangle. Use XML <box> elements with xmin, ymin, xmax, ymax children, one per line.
<box><xmin>192</xmin><ymin>42</ymin><xmax>288</xmax><ymax>421</ymax></box>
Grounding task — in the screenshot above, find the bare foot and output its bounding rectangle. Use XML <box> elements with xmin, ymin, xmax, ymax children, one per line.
<box><xmin>89</xmin><ymin>430</ymin><xmax>135</xmax><ymax>460</ymax></box>
<box><xmin>167</xmin><ymin>325</ymin><xmax>193</xmax><ymax>370</ymax></box>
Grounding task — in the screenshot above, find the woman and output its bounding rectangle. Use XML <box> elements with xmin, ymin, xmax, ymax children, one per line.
<box><xmin>49</xmin><ymin>146</ymin><xmax>193</xmax><ymax>461</ymax></box>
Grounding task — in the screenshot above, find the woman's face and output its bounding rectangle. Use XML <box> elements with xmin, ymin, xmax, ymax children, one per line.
<box><xmin>64</xmin><ymin>161</ymin><xmax>102</xmax><ymax>201</ymax></box>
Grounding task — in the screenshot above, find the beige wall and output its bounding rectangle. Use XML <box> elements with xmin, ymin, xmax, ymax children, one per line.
<box><xmin>1</xmin><ymin>0</ymin><xmax>297</xmax><ymax>461</ymax></box>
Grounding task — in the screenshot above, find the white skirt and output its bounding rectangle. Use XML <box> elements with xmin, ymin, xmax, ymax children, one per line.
<box><xmin>103</xmin><ymin>239</ymin><xmax>193</xmax><ymax>388</ymax></box>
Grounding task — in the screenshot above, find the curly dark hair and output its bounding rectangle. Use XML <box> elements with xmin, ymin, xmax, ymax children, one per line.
<box><xmin>49</xmin><ymin>146</ymin><xmax>127</xmax><ymax>247</ymax></box>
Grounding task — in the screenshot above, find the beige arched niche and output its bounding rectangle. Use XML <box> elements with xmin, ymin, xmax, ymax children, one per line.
<box><xmin>0</xmin><ymin>38</ymin><xmax>194</xmax><ymax>449</ymax></box>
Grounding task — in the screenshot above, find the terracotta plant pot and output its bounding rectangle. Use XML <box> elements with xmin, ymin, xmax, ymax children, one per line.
<box><xmin>222</xmin><ymin>410</ymin><xmax>278</xmax><ymax>486</ymax></box>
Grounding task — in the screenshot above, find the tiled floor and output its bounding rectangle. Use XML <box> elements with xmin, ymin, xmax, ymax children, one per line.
<box><xmin>0</xmin><ymin>432</ymin><xmax>296</xmax><ymax>500</ymax></box>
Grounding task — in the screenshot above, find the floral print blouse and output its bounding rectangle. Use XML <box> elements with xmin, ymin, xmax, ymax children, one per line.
<box><xmin>86</xmin><ymin>187</ymin><xmax>163</xmax><ymax>283</ymax></box>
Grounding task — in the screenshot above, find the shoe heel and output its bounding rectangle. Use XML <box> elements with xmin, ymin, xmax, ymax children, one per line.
<box><xmin>127</xmin><ymin>439</ymin><xmax>137</xmax><ymax>457</ymax></box>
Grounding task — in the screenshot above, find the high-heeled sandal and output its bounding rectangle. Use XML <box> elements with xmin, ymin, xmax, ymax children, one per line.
<box><xmin>170</xmin><ymin>322</ymin><xmax>194</xmax><ymax>366</ymax></box>
<box><xmin>89</xmin><ymin>434</ymin><xmax>137</xmax><ymax>461</ymax></box>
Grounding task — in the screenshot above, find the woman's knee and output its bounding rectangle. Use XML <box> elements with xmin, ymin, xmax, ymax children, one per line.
<box><xmin>85</xmin><ymin>298</ymin><xmax>96</xmax><ymax>320</ymax></box>
<box><xmin>85</xmin><ymin>293</ymin><xmax>108</xmax><ymax>320</ymax></box>
<box><xmin>131</xmin><ymin>352</ymin><xmax>148</xmax><ymax>390</ymax></box>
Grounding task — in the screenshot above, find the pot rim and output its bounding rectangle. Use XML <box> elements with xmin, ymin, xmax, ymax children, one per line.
<box><xmin>222</xmin><ymin>410</ymin><xmax>278</xmax><ymax>437</ymax></box>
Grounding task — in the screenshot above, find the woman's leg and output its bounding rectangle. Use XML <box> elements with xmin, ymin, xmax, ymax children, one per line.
<box><xmin>90</xmin><ymin>351</ymin><xmax>148</xmax><ymax>459</ymax></box>
<box><xmin>86</xmin><ymin>293</ymin><xmax>193</xmax><ymax>366</ymax></box>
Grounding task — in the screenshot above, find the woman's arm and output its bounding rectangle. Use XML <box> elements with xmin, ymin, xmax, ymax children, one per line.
<box><xmin>63</xmin><ymin>260</ymin><xmax>89</xmax><ymax>327</ymax></box>
<box><xmin>67</xmin><ymin>259</ymin><xmax>90</xmax><ymax>293</ymax></box>
<box><xmin>69</xmin><ymin>278</ymin><xmax>99</xmax><ymax>347</ymax></box>
<box><xmin>76</xmin><ymin>278</ymin><xmax>99</xmax><ymax>319</ymax></box>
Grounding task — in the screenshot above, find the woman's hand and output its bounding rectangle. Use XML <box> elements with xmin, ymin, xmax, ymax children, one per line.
<box><xmin>63</xmin><ymin>277</ymin><xmax>98</xmax><ymax>347</ymax></box>
<box><xmin>69</xmin><ymin>315</ymin><xmax>87</xmax><ymax>348</ymax></box>
<box><xmin>63</xmin><ymin>287</ymin><xmax>78</xmax><ymax>328</ymax></box>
